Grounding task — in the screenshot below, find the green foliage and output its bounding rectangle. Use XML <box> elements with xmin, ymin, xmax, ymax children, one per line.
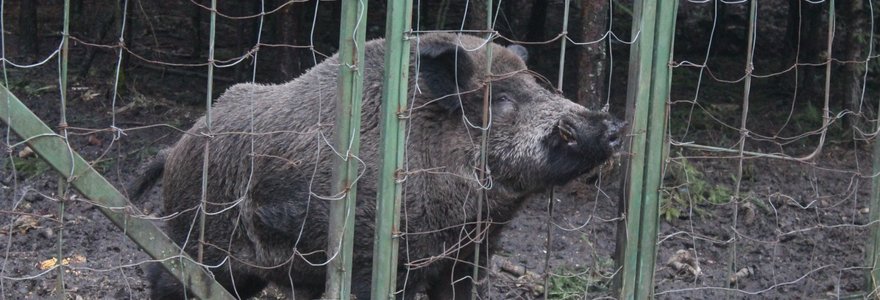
<box><xmin>787</xmin><ymin>100</ymin><xmax>852</xmax><ymax>145</ymax></box>
<box><xmin>4</xmin><ymin>156</ymin><xmax>52</xmax><ymax>179</ymax></box>
<box><xmin>129</xmin><ymin>145</ymin><xmax>161</xmax><ymax>163</ymax></box>
<box><xmin>792</xmin><ymin>100</ymin><xmax>823</xmax><ymax>132</ymax></box>
<box><xmin>660</xmin><ymin>155</ymin><xmax>732</xmax><ymax>222</ymax></box>
<box><xmin>547</xmin><ymin>257</ymin><xmax>614</xmax><ymax>299</ymax></box>
<box><xmin>7</xmin><ymin>78</ymin><xmax>56</xmax><ymax>97</ymax></box>
<box><xmin>745</xmin><ymin>192</ymin><xmax>772</xmax><ymax>214</ymax></box>
<box><xmin>91</xmin><ymin>158</ymin><xmax>116</xmax><ymax>174</ymax></box>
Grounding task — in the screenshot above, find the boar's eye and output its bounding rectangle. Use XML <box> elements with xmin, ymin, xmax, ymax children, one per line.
<box><xmin>493</xmin><ymin>94</ymin><xmax>516</xmax><ymax>116</ymax></box>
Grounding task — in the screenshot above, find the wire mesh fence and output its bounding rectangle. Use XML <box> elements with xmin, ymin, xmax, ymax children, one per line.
<box><xmin>0</xmin><ymin>0</ymin><xmax>877</xmax><ymax>299</ymax></box>
<box><xmin>657</xmin><ymin>0</ymin><xmax>879</xmax><ymax>298</ymax></box>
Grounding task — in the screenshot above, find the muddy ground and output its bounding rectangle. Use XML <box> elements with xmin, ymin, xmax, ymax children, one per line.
<box><xmin>2</xmin><ymin>84</ymin><xmax>876</xmax><ymax>300</ymax></box>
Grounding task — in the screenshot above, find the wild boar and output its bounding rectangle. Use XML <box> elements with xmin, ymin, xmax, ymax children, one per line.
<box><xmin>134</xmin><ymin>33</ymin><xmax>623</xmax><ymax>299</ymax></box>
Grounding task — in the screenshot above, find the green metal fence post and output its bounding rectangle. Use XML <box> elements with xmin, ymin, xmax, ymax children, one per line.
<box><xmin>616</xmin><ymin>0</ymin><xmax>677</xmax><ymax>298</ymax></box>
<box><xmin>616</xmin><ymin>0</ymin><xmax>657</xmax><ymax>298</ymax></box>
<box><xmin>636</xmin><ymin>1</ymin><xmax>677</xmax><ymax>297</ymax></box>
<box><xmin>870</xmin><ymin>102</ymin><xmax>880</xmax><ymax>293</ymax></box>
<box><xmin>866</xmin><ymin>0</ymin><xmax>880</xmax><ymax>290</ymax></box>
<box><xmin>326</xmin><ymin>0</ymin><xmax>368</xmax><ymax>298</ymax></box>
<box><xmin>369</xmin><ymin>0</ymin><xmax>413</xmax><ymax>298</ymax></box>
<box><xmin>0</xmin><ymin>87</ymin><xmax>235</xmax><ymax>299</ymax></box>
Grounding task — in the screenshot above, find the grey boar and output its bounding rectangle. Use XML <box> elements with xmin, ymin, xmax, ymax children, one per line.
<box><xmin>133</xmin><ymin>33</ymin><xmax>623</xmax><ymax>299</ymax></box>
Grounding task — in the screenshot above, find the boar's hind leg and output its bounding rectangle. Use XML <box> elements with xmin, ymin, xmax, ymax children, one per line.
<box><xmin>425</xmin><ymin>273</ymin><xmax>473</xmax><ymax>300</ymax></box>
<box><xmin>289</xmin><ymin>285</ymin><xmax>323</xmax><ymax>300</ymax></box>
<box><xmin>214</xmin><ymin>267</ymin><xmax>269</xmax><ymax>299</ymax></box>
<box><xmin>425</xmin><ymin>263</ymin><xmax>488</xmax><ymax>300</ymax></box>
<box><xmin>146</xmin><ymin>263</ymin><xmax>186</xmax><ymax>299</ymax></box>
<box><xmin>146</xmin><ymin>262</ymin><xmax>268</xmax><ymax>299</ymax></box>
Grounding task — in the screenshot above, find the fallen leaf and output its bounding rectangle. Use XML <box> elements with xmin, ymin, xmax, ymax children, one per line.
<box><xmin>18</xmin><ymin>146</ymin><xmax>34</xmax><ymax>159</ymax></box>
<box><xmin>37</xmin><ymin>255</ymin><xmax>85</xmax><ymax>271</ymax></box>
<box><xmin>69</xmin><ymin>255</ymin><xmax>87</xmax><ymax>264</ymax></box>
<box><xmin>742</xmin><ymin>202</ymin><xmax>756</xmax><ymax>225</ymax></box>
<box><xmin>667</xmin><ymin>249</ymin><xmax>702</xmax><ymax>277</ymax></box>
<box><xmin>12</xmin><ymin>215</ymin><xmax>40</xmax><ymax>235</ymax></box>
<box><xmin>38</xmin><ymin>257</ymin><xmax>58</xmax><ymax>270</ymax></box>
<box><xmin>81</xmin><ymin>90</ymin><xmax>101</xmax><ymax>102</ymax></box>
<box><xmin>87</xmin><ymin>134</ymin><xmax>102</xmax><ymax>146</ymax></box>
<box><xmin>729</xmin><ymin>266</ymin><xmax>756</xmax><ymax>284</ymax></box>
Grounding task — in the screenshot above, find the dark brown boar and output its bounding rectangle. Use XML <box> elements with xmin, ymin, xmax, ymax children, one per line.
<box><xmin>134</xmin><ymin>33</ymin><xmax>623</xmax><ymax>299</ymax></box>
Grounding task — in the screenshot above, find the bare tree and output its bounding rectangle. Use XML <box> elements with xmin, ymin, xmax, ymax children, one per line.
<box><xmin>576</xmin><ymin>0</ymin><xmax>609</xmax><ymax>109</ymax></box>
<box><xmin>190</xmin><ymin>0</ymin><xmax>203</xmax><ymax>59</ymax></box>
<box><xmin>839</xmin><ymin>0</ymin><xmax>867</xmax><ymax>128</ymax></box>
<box><xmin>466</xmin><ymin>0</ymin><xmax>489</xmax><ymax>31</ymax></box>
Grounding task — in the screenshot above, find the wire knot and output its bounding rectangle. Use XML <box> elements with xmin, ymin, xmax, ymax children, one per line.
<box><xmin>110</xmin><ymin>125</ymin><xmax>127</xmax><ymax>141</ymax></box>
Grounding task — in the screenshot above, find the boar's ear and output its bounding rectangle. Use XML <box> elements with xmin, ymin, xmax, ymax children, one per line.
<box><xmin>507</xmin><ymin>44</ymin><xmax>528</xmax><ymax>62</ymax></box>
<box><xmin>418</xmin><ymin>40</ymin><xmax>475</xmax><ymax>112</ymax></box>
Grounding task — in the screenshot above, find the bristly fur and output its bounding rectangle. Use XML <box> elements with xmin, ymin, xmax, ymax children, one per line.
<box><xmin>139</xmin><ymin>33</ymin><xmax>621</xmax><ymax>299</ymax></box>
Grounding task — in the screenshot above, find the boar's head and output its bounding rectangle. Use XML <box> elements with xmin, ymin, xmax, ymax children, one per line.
<box><xmin>416</xmin><ymin>34</ymin><xmax>624</xmax><ymax>194</ymax></box>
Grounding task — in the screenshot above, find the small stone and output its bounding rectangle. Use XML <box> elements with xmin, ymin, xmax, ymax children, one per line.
<box><xmin>39</xmin><ymin>227</ymin><xmax>53</xmax><ymax>239</ymax></box>
<box><xmin>24</xmin><ymin>192</ymin><xmax>40</xmax><ymax>202</ymax></box>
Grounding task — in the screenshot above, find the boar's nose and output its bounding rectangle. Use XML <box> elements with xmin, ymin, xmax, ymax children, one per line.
<box><xmin>603</xmin><ymin>119</ymin><xmax>625</xmax><ymax>150</ymax></box>
<box><xmin>555</xmin><ymin>116</ymin><xmax>625</xmax><ymax>153</ymax></box>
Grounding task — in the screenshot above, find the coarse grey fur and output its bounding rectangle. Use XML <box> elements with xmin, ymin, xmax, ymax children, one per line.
<box><xmin>139</xmin><ymin>33</ymin><xmax>622</xmax><ymax>299</ymax></box>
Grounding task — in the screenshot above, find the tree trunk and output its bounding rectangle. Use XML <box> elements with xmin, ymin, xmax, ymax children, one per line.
<box><xmin>526</xmin><ymin>0</ymin><xmax>547</xmax><ymax>42</ymax></box>
<box><xmin>235</xmin><ymin>1</ymin><xmax>249</xmax><ymax>82</ymax></box>
<box><xmin>122</xmin><ymin>0</ymin><xmax>134</xmax><ymax>78</ymax></box>
<box><xmin>278</xmin><ymin>2</ymin><xmax>297</xmax><ymax>80</ymax></box>
<box><xmin>266</xmin><ymin>0</ymin><xmax>314</xmax><ymax>82</ymax></box>
<box><xmin>794</xmin><ymin>2</ymin><xmax>825</xmax><ymax>106</ymax></box>
<box><xmin>78</xmin><ymin>0</ymin><xmax>119</xmax><ymax>79</ymax></box>
<box><xmin>433</xmin><ymin>0</ymin><xmax>451</xmax><ymax>29</ymax></box>
<box><xmin>840</xmin><ymin>0</ymin><xmax>866</xmax><ymax>128</ymax></box>
<box><xmin>784</xmin><ymin>0</ymin><xmax>799</xmax><ymax>57</ymax></box>
<box><xmin>18</xmin><ymin>0</ymin><xmax>39</xmax><ymax>58</ymax></box>
<box><xmin>800</xmin><ymin>2</ymin><xmax>824</xmax><ymax>63</ymax></box>
<box><xmin>497</xmin><ymin>0</ymin><xmax>533</xmax><ymax>40</ymax></box>
<box><xmin>190</xmin><ymin>0</ymin><xmax>203</xmax><ymax>59</ymax></box>
<box><xmin>576</xmin><ymin>0</ymin><xmax>609</xmax><ymax>109</ymax></box>
<box><xmin>250</xmin><ymin>1</ymin><xmax>263</xmax><ymax>81</ymax></box>
<box><xmin>466</xmin><ymin>0</ymin><xmax>489</xmax><ymax>31</ymax></box>
<box><xmin>523</xmin><ymin>0</ymin><xmax>548</xmax><ymax>70</ymax></box>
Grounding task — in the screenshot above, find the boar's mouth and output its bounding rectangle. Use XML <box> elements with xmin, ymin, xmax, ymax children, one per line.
<box><xmin>542</xmin><ymin>116</ymin><xmax>624</xmax><ymax>186</ymax></box>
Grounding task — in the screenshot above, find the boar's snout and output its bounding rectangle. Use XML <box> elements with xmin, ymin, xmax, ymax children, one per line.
<box><xmin>603</xmin><ymin>119</ymin><xmax>625</xmax><ymax>150</ymax></box>
<box><xmin>537</xmin><ymin>110</ymin><xmax>624</xmax><ymax>187</ymax></box>
<box><xmin>553</xmin><ymin>113</ymin><xmax>625</xmax><ymax>156</ymax></box>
